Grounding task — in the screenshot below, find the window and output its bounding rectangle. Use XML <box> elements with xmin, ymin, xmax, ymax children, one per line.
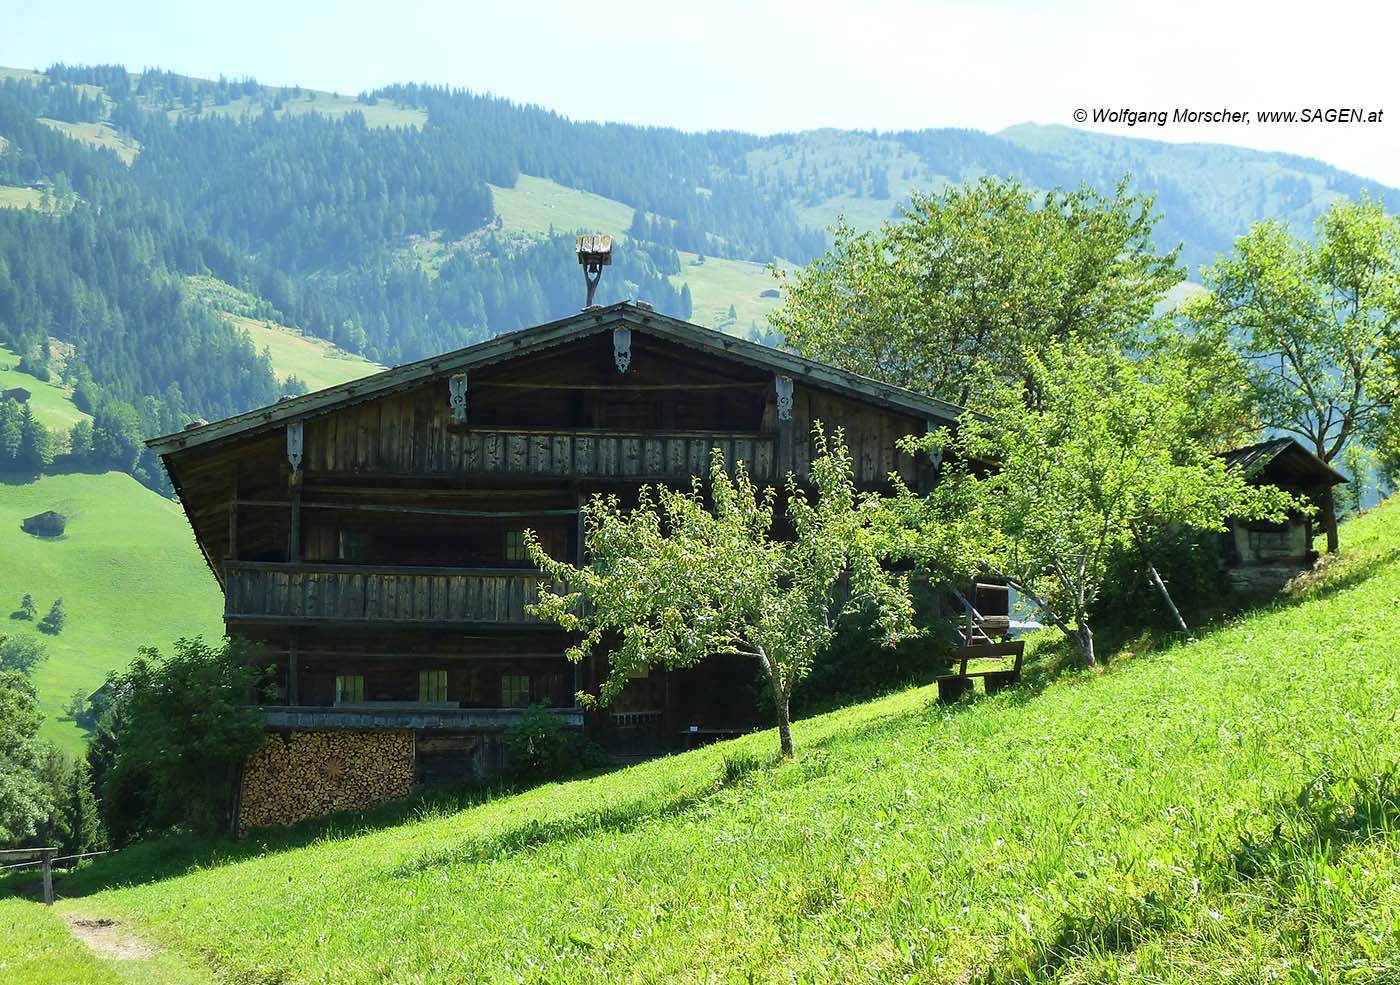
<box><xmin>418</xmin><ymin>669</ymin><xmax>448</xmax><ymax>703</ymax></box>
<box><xmin>335</xmin><ymin>674</ymin><xmax>365</xmax><ymax>705</ymax></box>
<box><xmin>504</xmin><ymin>529</ymin><xmax>528</xmax><ymax>563</ymax></box>
<box><xmin>501</xmin><ymin>673</ymin><xmax>530</xmax><ymax>707</ymax></box>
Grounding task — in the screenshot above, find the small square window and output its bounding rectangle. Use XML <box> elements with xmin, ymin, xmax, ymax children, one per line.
<box><xmin>335</xmin><ymin>674</ymin><xmax>365</xmax><ymax>705</ymax></box>
<box><xmin>418</xmin><ymin>669</ymin><xmax>448</xmax><ymax>703</ymax></box>
<box><xmin>501</xmin><ymin>673</ymin><xmax>530</xmax><ymax>707</ymax></box>
<box><xmin>504</xmin><ymin>530</ymin><xmax>528</xmax><ymax>563</ymax></box>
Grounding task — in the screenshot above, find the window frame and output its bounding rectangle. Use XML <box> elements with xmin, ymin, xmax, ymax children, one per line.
<box><xmin>334</xmin><ymin>673</ymin><xmax>365</xmax><ymax>705</ymax></box>
<box><xmin>418</xmin><ymin>668</ymin><xmax>448</xmax><ymax>704</ymax></box>
<box><xmin>500</xmin><ymin>672</ymin><xmax>530</xmax><ymax>708</ymax></box>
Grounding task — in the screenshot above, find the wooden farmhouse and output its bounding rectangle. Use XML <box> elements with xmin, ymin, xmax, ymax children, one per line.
<box><xmin>148</xmin><ymin>300</ymin><xmax>966</xmax><ymax>827</ymax></box>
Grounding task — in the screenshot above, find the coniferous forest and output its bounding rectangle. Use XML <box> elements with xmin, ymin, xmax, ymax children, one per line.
<box><xmin>0</xmin><ymin>64</ymin><xmax>1392</xmax><ymax>492</ymax></box>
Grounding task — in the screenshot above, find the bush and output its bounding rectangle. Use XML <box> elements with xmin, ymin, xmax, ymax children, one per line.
<box><xmin>100</xmin><ymin>637</ymin><xmax>265</xmax><ymax>840</ymax></box>
<box><xmin>502</xmin><ymin>705</ymin><xmax>602</xmax><ymax>783</ymax></box>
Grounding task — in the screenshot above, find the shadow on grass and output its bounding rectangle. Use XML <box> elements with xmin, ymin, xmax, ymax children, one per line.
<box><xmin>36</xmin><ymin>766</ymin><xmax>622</xmax><ymax>899</ymax></box>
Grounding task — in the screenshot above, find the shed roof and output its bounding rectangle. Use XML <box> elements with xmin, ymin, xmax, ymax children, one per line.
<box><xmin>147</xmin><ymin>302</ymin><xmax>965</xmax><ymax>455</ymax></box>
<box><xmin>1222</xmin><ymin>437</ymin><xmax>1347</xmax><ymax>488</ymax></box>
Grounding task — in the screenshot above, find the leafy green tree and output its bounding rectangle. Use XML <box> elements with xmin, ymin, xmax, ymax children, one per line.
<box><xmin>16</xmin><ymin>593</ymin><xmax>37</xmax><ymax>620</ymax></box>
<box><xmin>91</xmin><ymin>402</ymin><xmax>144</xmax><ymax>473</ymax></box>
<box><xmin>68</xmin><ymin>418</ymin><xmax>94</xmax><ymax>462</ymax></box>
<box><xmin>771</xmin><ymin>176</ymin><xmax>1183</xmax><ymax>409</ymax></box>
<box><xmin>105</xmin><ymin>637</ymin><xmax>263</xmax><ymax>838</ymax></box>
<box><xmin>0</xmin><ymin>667</ymin><xmax>49</xmax><ymax>845</ymax></box>
<box><xmin>37</xmin><ymin>598</ymin><xmax>64</xmax><ymax>635</ymax></box>
<box><xmin>528</xmin><ymin>431</ymin><xmax>914</xmax><ymax>758</ymax></box>
<box><xmin>889</xmin><ymin>344</ymin><xmax>1297</xmax><ymax>668</ymax></box>
<box><xmin>0</xmin><ymin>634</ymin><xmax>47</xmax><ymax>675</ymax></box>
<box><xmin>1187</xmin><ymin>195</ymin><xmax>1400</xmax><ymax>552</ymax></box>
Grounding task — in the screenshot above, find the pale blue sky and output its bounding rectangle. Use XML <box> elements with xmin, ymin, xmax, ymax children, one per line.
<box><xmin>4</xmin><ymin>0</ymin><xmax>1398</xmax><ymax>186</ymax></box>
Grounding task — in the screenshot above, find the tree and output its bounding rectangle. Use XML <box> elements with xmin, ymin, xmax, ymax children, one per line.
<box><xmin>1187</xmin><ymin>195</ymin><xmax>1400</xmax><ymax>552</ymax></box>
<box><xmin>16</xmin><ymin>593</ymin><xmax>37</xmax><ymax>620</ymax></box>
<box><xmin>104</xmin><ymin>637</ymin><xmax>263</xmax><ymax>838</ymax></box>
<box><xmin>17</xmin><ymin>404</ymin><xmax>52</xmax><ymax>469</ymax></box>
<box><xmin>528</xmin><ymin>431</ymin><xmax>914</xmax><ymax>758</ymax></box>
<box><xmin>69</xmin><ymin>419</ymin><xmax>94</xmax><ymax>462</ymax></box>
<box><xmin>0</xmin><ymin>667</ymin><xmax>49</xmax><ymax>845</ymax></box>
<box><xmin>889</xmin><ymin>343</ymin><xmax>1297</xmax><ymax>668</ymax></box>
<box><xmin>91</xmin><ymin>402</ymin><xmax>144</xmax><ymax>473</ymax></box>
<box><xmin>37</xmin><ymin>598</ymin><xmax>65</xmax><ymax>635</ymax></box>
<box><xmin>770</xmin><ymin>175</ymin><xmax>1184</xmax><ymax>410</ymax></box>
<box><xmin>59</xmin><ymin>760</ymin><xmax>104</xmax><ymax>854</ymax></box>
<box><xmin>0</xmin><ymin>635</ymin><xmax>47</xmax><ymax>675</ymax></box>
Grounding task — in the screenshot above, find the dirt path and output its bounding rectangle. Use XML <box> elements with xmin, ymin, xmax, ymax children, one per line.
<box><xmin>62</xmin><ymin>913</ymin><xmax>157</xmax><ymax>960</ymax></box>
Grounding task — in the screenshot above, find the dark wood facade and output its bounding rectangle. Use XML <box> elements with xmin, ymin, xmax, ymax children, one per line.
<box><xmin>150</xmin><ymin>303</ymin><xmax>962</xmax><ymax>779</ymax></box>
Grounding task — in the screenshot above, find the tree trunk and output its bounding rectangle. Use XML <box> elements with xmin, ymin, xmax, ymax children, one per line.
<box><xmin>1143</xmin><ymin>558</ymin><xmax>1192</xmax><ymax>638</ymax></box>
<box><xmin>775</xmin><ymin>699</ymin><xmax>794</xmax><ymax>759</ymax></box>
<box><xmin>754</xmin><ymin>643</ymin><xmax>794</xmax><ymax>759</ymax></box>
<box><xmin>1320</xmin><ymin>483</ymin><xmax>1340</xmax><ymax>555</ymax></box>
<box><xmin>1076</xmin><ymin>623</ymin><xmax>1097</xmax><ymax>669</ymax></box>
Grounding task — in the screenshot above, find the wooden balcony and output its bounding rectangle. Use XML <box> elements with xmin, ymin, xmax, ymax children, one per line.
<box><xmin>223</xmin><ymin>562</ymin><xmax>557</xmax><ymax>627</ymax></box>
<box><xmin>260</xmin><ymin>704</ymin><xmax>583</xmax><ymax>730</ymax></box>
<box><xmin>304</xmin><ymin>424</ymin><xmax>780</xmax><ymax>482</ymax></box>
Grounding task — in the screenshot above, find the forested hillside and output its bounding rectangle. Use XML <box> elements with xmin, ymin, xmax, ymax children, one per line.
<box><xmin>0</xmin><ymin>63</ymin><xmax>1393</xmax><ymax>493</ymax></box>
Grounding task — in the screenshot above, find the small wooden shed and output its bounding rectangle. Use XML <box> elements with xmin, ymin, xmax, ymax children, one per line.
<box><xmin>1220</xmin><ymin>438</ymin><xmax>1346</xmax><ymax>592</ymax></box>
<box><xmin>2</xmin><ymin>387</ymin><xmax>32</xmax><ymax>403</ymax></box>
<box><xmin>21</xmin><ymin>510</ymin><xmax>66</xmax><ymax>538</ymax></box>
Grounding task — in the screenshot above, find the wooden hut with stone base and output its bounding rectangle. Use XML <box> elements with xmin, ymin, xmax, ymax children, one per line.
<box><xmin>1220</xmin><ymin>437</ymin><xmax>1347</xmax><ymax>593</ymax></box>
<box><xmin>148</xmin><ymin>300</ymin><xmax>974</xmax><ymax>831</ymax></box>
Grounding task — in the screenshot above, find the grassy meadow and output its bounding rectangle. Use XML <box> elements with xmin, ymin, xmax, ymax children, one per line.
<box><xmin>37</xmin><ymin>119</ymin><xmax>140</xmax><ymax>165</ymax></box>
<box><xmin>229</xmin><ymin>314</ymin><xmax>383</xmax><ymax>392</ymax></box>
<box><xmin>0</xmin><ymin>185</ymin><xmax>46</xmax><ymax>210</ymax></box>
<box><xmin>0</xmin><ymin>343</ymin><xmax>92</xmax><ymax>433</ymax></box>
<box><xmin>0</xmin><ymin>471</ymin><xmax>224</xmax><ymax>753</ymax></box>
<box><xmin>8</xmin><ymin>496</ymin><xmax>1395</xmax><ymax>982</ymax></box>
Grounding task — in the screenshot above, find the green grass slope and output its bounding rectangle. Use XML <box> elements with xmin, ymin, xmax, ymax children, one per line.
<box><xmin>0</xmin><ymin>343</ymin><xmax>91</xmax><ymax>433</ymax></box>
<box><xmin>23</xmin><ymin>498</ymin><xmax>1400</xmax><ymax>983</ymax></box>
<box><xmin>0</xmin><ymin>472</ymin><xmax>224</xmax><ymax>753</ymax></box>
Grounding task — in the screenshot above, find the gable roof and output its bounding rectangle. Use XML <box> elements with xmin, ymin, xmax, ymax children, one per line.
<box><xmin>1222</xmin><ymin>437</ymin><xmax>1347</xmax><ymax>487</ymax></box>
<box><xmin>147</xmin><ymin>302</ymin><xmax>965</xmax><ymax>455</ymax></box>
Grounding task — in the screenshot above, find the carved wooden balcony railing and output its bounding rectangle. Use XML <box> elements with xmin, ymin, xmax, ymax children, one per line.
<box><xmin>303</xmin><ymin>425</ymin><xmax>779</xmax><ymax>482</ymax></box>
<box><xmin>223</xmin><ymin>562</ymin><xmax>558</xmax><ymax>627</ymax></box>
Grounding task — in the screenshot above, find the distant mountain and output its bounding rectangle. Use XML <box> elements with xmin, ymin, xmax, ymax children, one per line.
<box><xmin>0</xmin><ymin>63</ymin><xmax>1393</xmax><ymax>492</ymax></box>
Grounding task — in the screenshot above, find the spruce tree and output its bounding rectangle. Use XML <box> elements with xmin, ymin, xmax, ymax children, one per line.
<box><xmin>38</xmin><ymin>598</ymin><xmax>65</xmax><ymax>635</ymax></box>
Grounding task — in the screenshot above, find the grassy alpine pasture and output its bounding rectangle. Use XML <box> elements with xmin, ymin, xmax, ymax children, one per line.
<box><xmin>227</xmin><ymin>314</ymin><xmax>384</xmax><ymax>392</ymax></box>
<box><xmin>20</xmin><ymin>498</ymin><xmax>1400</xmax><ymax>983</ymax></box>
<box><xmin>0</xmin><ymin>343</ymin><xmax>92</xmax><ymax>432</ymax></box>
<box><xmin>0</xmin><ymin>471</ymin><xmax>224</xmax><ymax>753</ymax></box>
<box><xmin>0</xmin><ymin>184</ymin><xmax>46</xmax><ymax>210</ymax></box>
<box><xmin>37</xmin><ymin>118</ymin><xmax>140</xmax><ymax>164</ymax></box>
<box><xmin>488</xmin><ymin>173</ymin><xmax>636</xmax><ymax>239</ymax></box>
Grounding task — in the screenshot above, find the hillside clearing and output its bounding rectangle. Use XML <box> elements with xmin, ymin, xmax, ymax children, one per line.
<box><xmin>0</xmin><ymin>342</ymin><xmax>91</xmax><ymax>432</ymax></box>
<box><xmin>0</xmin><ymin>471</ymin><xmax>223</xmax><ymax>753</ymax></box>
<box><xmin>488</xmin><ymin>173</ymin><xmax>636</xmax><ymax>238</ymax></box>
<box><xmin>0</xmin><ymin>185</ymin><xmax>45</xmax><ymax>210</ymax></box>
<box><xmin>229</xmin><ymin>315</ymin><xmax>383</xmax><ymax>392</ymax></box>
<box><xmin>37</xmin><ymin>119</ymin><xmax>140</xmax><ymax>165</ymax></box>
<box><xmin>672</xmin><ymin>250</ymin><xmax>787</xmax><ymax>334</ymax></box>
<box><xmin>17</xmin><ymin>498</ymin><xmax>1398</xmax><ymax>982</ymax></box>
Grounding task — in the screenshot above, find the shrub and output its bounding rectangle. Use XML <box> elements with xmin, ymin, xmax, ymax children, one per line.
<box><xmin>502</xmin><ymin>705</ymin><xmax>602</xmax><ymax>783</ymax></box>
<box><xmin>101</xmin><ymin>637</ymin><xmax>265</xmax><ymax>840</ymax></box>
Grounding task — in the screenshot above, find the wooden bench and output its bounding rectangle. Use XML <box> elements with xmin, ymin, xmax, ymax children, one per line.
<box><xmin>935</xmin><ymin>640</ymin><xmax>1025</xmax><ymax>702</ymax></box>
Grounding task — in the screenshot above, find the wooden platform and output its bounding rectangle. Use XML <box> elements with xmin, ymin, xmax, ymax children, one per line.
<box><xmin>936</xmin><ymin>640</ymin><xmax>1025</xmax><ymax>702</ymax></box>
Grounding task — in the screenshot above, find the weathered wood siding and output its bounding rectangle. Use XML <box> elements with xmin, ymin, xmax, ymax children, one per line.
<box><xmin>224</xmin><ymin>562</ymin><xmax>553</xmax><ymax>625</ymax></box>
<box><xmin>298</xmin><ymin>378</ymin><xmax>927</xmax><ymax>488</ymax></box>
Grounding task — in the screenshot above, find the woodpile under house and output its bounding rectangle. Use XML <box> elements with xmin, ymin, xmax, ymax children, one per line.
<box><xmin>149</xmin><ymin>283</ymin><xmax>978</xmax><ymax>831</ymax></box>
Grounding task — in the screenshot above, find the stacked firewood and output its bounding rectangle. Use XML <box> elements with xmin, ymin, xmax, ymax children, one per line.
<box><xmin>238</xmin><ymin>730</ymin><xmax>415</xmax><ymax>833</ymax></box>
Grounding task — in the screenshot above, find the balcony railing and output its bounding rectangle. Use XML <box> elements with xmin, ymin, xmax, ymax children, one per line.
<box><xmin>224</xmin><ymin>562</ymin><xmax>557</xmax><ymax>626</ymax></box>
<box><xmin>260</xmin><ymin>704</ymin><xmax>583</xmax><ymax>730</ymax></box>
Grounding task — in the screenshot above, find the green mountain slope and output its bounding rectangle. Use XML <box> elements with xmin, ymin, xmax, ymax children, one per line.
<box><xmin>0</xmin><ymin>472</ymin><xmax>223</xmax><ymax>753</ymax></box>
<box><xmin>24</xmin><ymin>498</ymin><xmax>1400</xmax><ymax>982</ymax></box>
